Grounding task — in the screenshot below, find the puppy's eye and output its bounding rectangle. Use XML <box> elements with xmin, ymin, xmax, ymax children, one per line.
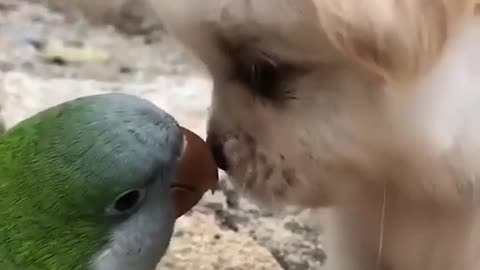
<box><xmin>235</xmin><ymin>54</ymin><xmax>296</xmax><ymax>102</ymax></box>
<box><xmin>249</xmin><ymin>58</ymin><xmax>279</xmax><ymax>98</ymax></box>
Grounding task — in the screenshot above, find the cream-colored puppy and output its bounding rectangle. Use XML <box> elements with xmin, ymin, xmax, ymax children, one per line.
<box><xmin>149</xmin><ymin>1</ymin><xmax>480</xmax><ymax>269</ymax></box>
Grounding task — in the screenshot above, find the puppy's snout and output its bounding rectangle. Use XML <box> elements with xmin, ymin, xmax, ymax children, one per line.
<box><xmin>206</xmin><ymin>132</ymin><xmax>229</xmax><ymax>171</ymax></box>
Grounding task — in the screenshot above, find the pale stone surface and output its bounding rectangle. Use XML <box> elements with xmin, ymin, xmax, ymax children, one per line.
<box><xmin>0</xmin><ymin>71</ymin><xmax>212</xmax><ymax>136</ymax></box>
<box><xmin>158</xmin><ymin>212</ymin><xmax>283</xmax><ymax>270</ymax></box>
<box><xmin>30</xmin><ymin>0</ymin><xmax>162</xmax><ymax>35</ymax></box>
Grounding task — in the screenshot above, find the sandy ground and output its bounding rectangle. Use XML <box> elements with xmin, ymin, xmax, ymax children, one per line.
<box><xmin>0</xmin><ymin>1</ymin><xmax>327</xmax><ymax>269</ymax></box>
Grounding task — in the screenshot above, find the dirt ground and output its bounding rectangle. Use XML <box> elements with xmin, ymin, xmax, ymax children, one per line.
<box><xmin>0</xmin><ymin>1</ymin><xmax>326</xmax><ymax>269</ymax></box>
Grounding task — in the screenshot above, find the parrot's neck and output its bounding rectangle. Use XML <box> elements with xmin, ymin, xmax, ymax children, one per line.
<box><xmin>0</xmin><ymin>207</ymin><xmax>108</xmax><ymax>270</ymax></box>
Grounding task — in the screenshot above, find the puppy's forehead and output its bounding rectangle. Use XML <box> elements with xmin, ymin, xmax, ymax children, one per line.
<box><xmin>212</xmin><ymin>0</ymin><xmax>329</xmax><ymax>58</ymax></box>
<box><xmin>214</xmin><ymin>0</ymin><xmax>317</xmax><ymax>35</ymax></box>
<box><xmin>151</xmin><ymin>0</ymin><xmax>332</xmax><ymax>62</ymax></box>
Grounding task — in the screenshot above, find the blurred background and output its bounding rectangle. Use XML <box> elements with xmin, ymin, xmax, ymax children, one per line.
<box><xmin>0</xmin><ymin>1</ymin><xmax>326</xmax><ymax>269</ymax></box>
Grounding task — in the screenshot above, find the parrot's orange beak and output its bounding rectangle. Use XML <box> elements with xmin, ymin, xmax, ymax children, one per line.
<box><xmin>170</xmin><ymin>127</ymin><xmax>219</xmax><ymax>218</ymax></box>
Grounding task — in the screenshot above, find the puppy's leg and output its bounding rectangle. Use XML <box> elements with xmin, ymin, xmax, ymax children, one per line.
<box><xmin>323</xmin><ymin>207</ymin><xmax>385</xmax><ymax>270</ymax></box>
<box><xmin>383</xmin><ymin>202</ymin><xmax>478</xmax><ymax>270</ymax></box>
<box><xmin>324</xmin><ymin>196</ymin><xmax>479</xmax><ymax>270</ymax></box>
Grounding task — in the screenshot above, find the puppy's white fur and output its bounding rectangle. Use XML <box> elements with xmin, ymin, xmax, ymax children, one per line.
<box><xmin>149</xmin><ymin>1</ymin><xmax>480</xmax><ymax>269</ymax></box>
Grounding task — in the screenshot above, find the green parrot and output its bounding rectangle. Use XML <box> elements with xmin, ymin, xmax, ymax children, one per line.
<box><xmin>0</xmin><ymin>93</ymin><xmax>199</xmax><ymax>270</ymax></box>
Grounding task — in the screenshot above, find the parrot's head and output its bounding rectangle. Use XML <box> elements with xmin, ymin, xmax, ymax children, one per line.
<box><xmin>0</xmin><ymin>93</ymin><xmax>187</xmax><ymax>270</ymax></box>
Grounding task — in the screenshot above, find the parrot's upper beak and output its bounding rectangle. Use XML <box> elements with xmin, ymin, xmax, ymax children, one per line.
<box><xmin>170</xmin><ymin>128</ymin><xmax>219</xmax><ymax>218</ymax></box>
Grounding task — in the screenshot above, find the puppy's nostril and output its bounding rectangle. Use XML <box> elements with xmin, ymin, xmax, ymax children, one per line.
<box><xmin>206</xmin><ymin>135</ymin><xmax>229</xmax><ymax>171</ymax></box>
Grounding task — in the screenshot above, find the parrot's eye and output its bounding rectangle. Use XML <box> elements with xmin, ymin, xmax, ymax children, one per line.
<box><xmin>107</xmin><ymin>189</ymin><xmax>146</xmax><ymax>216</ymax></box>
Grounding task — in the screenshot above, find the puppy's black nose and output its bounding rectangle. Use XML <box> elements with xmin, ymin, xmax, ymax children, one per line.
<box><xmin>206</xmin><ymin>133</ymin><xmax>229</xmax><ymax>171</ymax></box>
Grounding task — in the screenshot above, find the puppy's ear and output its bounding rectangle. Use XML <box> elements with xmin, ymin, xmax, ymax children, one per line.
<box><xmin>313</xmin><ymin>0</ymin><xmax>477</xmax><ymax>83</ymax></box>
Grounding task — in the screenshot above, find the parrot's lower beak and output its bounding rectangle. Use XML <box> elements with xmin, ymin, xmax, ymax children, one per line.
<box><xmin>170</xmin><ymin>128</ymin><xmax>219</xmax><ymax>218</ymax></box>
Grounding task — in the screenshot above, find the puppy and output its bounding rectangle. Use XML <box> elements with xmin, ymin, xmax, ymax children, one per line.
<box><xmin>149</xmin><ymin>1</ymin><xmax>480</xmax><ymax>269</ymax></box>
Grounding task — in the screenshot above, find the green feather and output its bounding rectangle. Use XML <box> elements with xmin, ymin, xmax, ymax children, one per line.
<box><xmin>0</xmin><ymin>101</ymin><xmax>114</xmax><ymax>269</ymax></box>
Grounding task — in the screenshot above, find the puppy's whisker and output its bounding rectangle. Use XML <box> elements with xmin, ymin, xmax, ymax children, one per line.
<box><xmin>376</xmin><ymin>183</ymin><xmax>387</xmax><ymax>270</ymax></box>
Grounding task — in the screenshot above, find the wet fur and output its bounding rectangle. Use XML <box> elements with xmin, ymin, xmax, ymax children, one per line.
<box><xmin>149</xmin><ymin>1</ymin><xmax>480</xmax><ymax>269</ymax></box>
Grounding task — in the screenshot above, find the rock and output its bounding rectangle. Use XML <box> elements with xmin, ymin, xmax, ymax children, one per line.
<box><xmin>158</xmin><ymin>212</ymin><xmax>283</xmax><ymax>270</ymax></box>
<box><xmin>28</xmin><ymin>0</ymin><xmax>163</xmax><ymax>36</ymax></box>
<box><xmin>209</xmin><ymin>175</ymin><xmax>327</xmax><ymax>270</ymax></box>
<box><xmin>0</xmin><ymin>71</ymin><xmax>212</xmax><ymax>135</ymax></box>
<box><xmin>0</xmin><ymin>0</ymin><xmax>200</xmax><ymax>82</ymax></box>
